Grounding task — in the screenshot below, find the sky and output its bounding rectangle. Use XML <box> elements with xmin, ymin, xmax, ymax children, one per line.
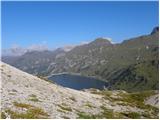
<box><xmin>1</xmin><ymin>1</ymin><xmax>159</xmax><ymax>49</ymax></box>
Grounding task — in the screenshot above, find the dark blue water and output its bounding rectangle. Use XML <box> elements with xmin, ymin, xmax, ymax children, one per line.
<box><xmin>48</xmin><ymin>74</ymin><xmax>108</xmax><ymax>90</ymax></box>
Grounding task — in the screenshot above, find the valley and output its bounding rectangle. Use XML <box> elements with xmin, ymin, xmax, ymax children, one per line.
<box><xmin>0</xmin><ymin>27</ymin><xmax>159</xmax><ymax>119</ymax></box>
<box><xmin>2</xmin><ymin>27</ymin><xmax>159</xmax><ymax>92</ymax></box>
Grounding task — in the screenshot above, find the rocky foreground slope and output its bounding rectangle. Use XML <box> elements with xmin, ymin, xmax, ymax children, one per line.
<box><xmin>0</xmin><ymin>62</ymin><xmax>159</xmax><ymax>119</ymax></box>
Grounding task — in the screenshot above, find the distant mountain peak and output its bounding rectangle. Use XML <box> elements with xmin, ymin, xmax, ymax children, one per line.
<box><xmin>90</xmin><ymin>37</ymin><xmax>112</xmax><ymax>46</ymax></box>
<box><xmin>151</xmin><ymin>26</ymin><xmax>159</xmax><ymax>35</ymax></box>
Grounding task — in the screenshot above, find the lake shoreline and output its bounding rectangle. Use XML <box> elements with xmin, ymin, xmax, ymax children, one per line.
<box><xmin>48</xmin><ymin>73</ymin><xmax>108</xmax><ymax>90</ymax></box>
<box><xmin>47</xmin><ymin>72</ymin><xmax>108</xmax><ymax>83</ymax></box>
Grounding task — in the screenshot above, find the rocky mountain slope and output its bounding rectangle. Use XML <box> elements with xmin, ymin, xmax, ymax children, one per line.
<box><xmin>0</xmin><ymin>62</ymin><xmax>159</xmax><ymax>119</ymax></box>
<box><xmin>2</xmin><ymin>27</ymin><xmax>159</xmax><ymax>91</ymax></box>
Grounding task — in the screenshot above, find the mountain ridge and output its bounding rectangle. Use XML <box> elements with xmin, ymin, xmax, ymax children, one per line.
<box><xmin>2</xmin><ymin>27</ymin><xmax>159</xmax><ymax>92</ymax></box>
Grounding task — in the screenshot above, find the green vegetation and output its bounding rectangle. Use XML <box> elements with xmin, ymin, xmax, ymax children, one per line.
<box><xmin>29</xmin><ymin>97</ymin><xmax>40</xmax><ymax>102</ymax></box>
<box><xmin>77</xmin><ymin>112</ymin><xmax>97</xmax><ymax>119</ymax></box>
<box><xmin>9</xmin><ymin>92</ymin><xmax>16</xmax><ymax>95</ymax></box>
<box><xmin>28</xmin><ymin>94</ymin><xmax>40</xmax><ymax>102</ymax></box>
<box><xmin>62</xmin><ymin>116</ymin><xmax>70</xmax><ymax>119</ymax></box>
<box><xmin>84</xmin><ymin>102</ymin><xmax>95</xmax><ymax>108</ymax></box>
<box><xmin>118</xmin><ymin>90</ymin><xmax>154</xmax><ymax>102</ymax></box>
<box><xmin>98</xmin><ymin>106</ymin><xmax>125</xmax><ymax>119</ymax></box>
<box><xmin>76</xmin><ymin>104</ymin><xmax>156</xmax><ymax>119</ymax></box>
<box><xmin>110</xmin><ymin>61</ymin><xmax>159</xmax><ymax>92</ymax></box>
<box><xmin>91</xmin><ymin>90</ymin><xmax>159</xmax><ymax>119</ymax></box>
<box><xmin>58</xmin><ymin>103</ymin><xmax>72</xmax><ymax>112</ymax></box>
<box><xmin>5</xmin><ymin>102</ymin><xmax>49</xmax><ymax>119</ymax></box>
<box><xmin>5</xmin><ymin>107</ymin><xmax>48</xmax><ymax>119</ymax></box>
<box><xmin>77</xmin><ymin>106</ymin><xmax>123</xmax><ymax>119</ymax></box>
<box><xmin>113</xmin><ymin>90</ymin><xmax>158</xmax><ymax>112</ymax></box>
<box><xmin>118</xmin><ymin>91</ymin><xmax>158</xmax><ymax>118</ymax></box>
<box><xmin>57</xmin><ymin>109</ymin><xmax>66</xmax><ymax>113</ymax></box>
<box><xmin>0</xmin><ymin>112</ymin><xmax>6</xmax><ymax>119</ymax></box>
<box><xmin>121</xmin><ymin>112</ymin><xmax>141</xmax><ymax>119</ymax></box>
<box><xmin>94</xmin><ymin>90</ymin><xmax>156</xmax><ymax>107</ymax></box>
<box><xmin>13</xmin><ymin>101</ymin><xmax>33</xmax><ymax>109</ymax></box>
<box><xmin>99</xmin><ymin>106</ymin><xmax>114</xmax><ymax>118</ymax></box>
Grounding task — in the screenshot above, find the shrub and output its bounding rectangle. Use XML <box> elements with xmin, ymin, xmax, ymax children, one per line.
<box><xmin>121</xmin><ymin>112</ymin><xmax>141</xmax><ymax>119</ymax></box>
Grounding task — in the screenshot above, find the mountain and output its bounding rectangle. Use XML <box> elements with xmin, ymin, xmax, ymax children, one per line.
<box><xmin>2</xmin><ymin>49</ymin><xmax>66</xmax><ymax>75</ymax></box>
<box><xmin>1</xmin><ymin>62</ymin><xmax>158</xmax><ymax>119</ymax></box>
<box><xmin>2</xmin><ymin>44</ymin><xmax>49</xmax><ymax>57</ymax></box>
<box><xmin>151</xmin><ymin>26</ymin><xmax>159</xmax><ymax>35</ymax></box>
<box><xmin>2</xmin><ymin>47</ymin><xmax>27</xmax><ymax>56</ymax></box>
<box><xmin>2</xmin><ymin>27</ymin><xmax>159</xmax><ymax>91</ymax></box>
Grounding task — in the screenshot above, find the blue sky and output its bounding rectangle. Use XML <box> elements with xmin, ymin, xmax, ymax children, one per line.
<box><xmin>2</xmin><ymin>1</ymin><xmax>159</xmax><ymax>49</ymax></box>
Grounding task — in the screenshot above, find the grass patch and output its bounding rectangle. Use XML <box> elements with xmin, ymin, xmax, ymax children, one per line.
<box><xmin>99</xmin><ymin>106</ymin><xmax>115</xmax><ymax>119</ymax></box>
<box><xmin>28</xmin><ymin>94</ymin><xmax>40</xmax><ymax>102</ymax></box>
<box><xmin>62</xmin><ymin>116</ymin><xmax>70</xmax><ymax>119</ymax></box>
<box><xmin>77</xmin><ymin>90</ymin><xmax>158</xmax><ymax>119</ymax></box>
<box><xmin>98</xmin><ymin>90</ymin><xmax>158</xmax><ymax>110</ymax></box>
<box><xmin>122</xmin><ymin>91</ymin><xmax>155</xmax><ymax>103</ymax></box>
<box><xmin>5</xmin><ymin>108</ymin><xmax>48</xmax><ymax>119</ymax></box>
<box><xmin>6</xmin><ymin>102</ymin><xmax>49</xmax><ymax>119</ymax></box>
<box><xmin>84</xmin><ymin>102</ymin><xmax>95</xmax><ymax>108</ymax></box>
<box><xmin>77</xmin><ymin>112</ymin><xmax>96</xmax><ymax>119</ymax></box>
<box><xmin>29</xmin><ymin>98</ymin><xmax>40</xmax><ymax>102</ymax></box>
<box><xmin>97</xmin><ymin>90</ymin><xmax>158</xmax><ymax>119</ymax></box>
<box><xmin>9</xmin><ymin>92</ymin><xmax>16</xmax><ymax>95</ymax></box>
<box><xmin>94</xmin><ymin>90</ymin><xmax>155</xmax><ymax>103</ymax></box>
<box><xmin>58</xmin><ymin>104</ymin><xmax>72</xmax><ymax>112</ymax></box>
<box><xmin>76</xmin><ymin>106</ymin><xmax>122</xmax><ymax>119</ymax></box>
<box><xmin>141</xmin><ymin>112</ymin><xmax>152</xmax><ymax>118</ymax></box>
<box><xmin>91</xmin><ymin>90</ymin><xmax>114</xmax><ymax>101</ymax></box>
<box><xmin>57</xmin><ymin>109</ymin><xmax>66</xmax><ymax>113</ymax></box>
<box><xmin>116</xmin><ymin>91</ymin><xmax>158</xmax><ymax>115</ymax></box>
<box><xmin>13</xmin><ymin>101</ymin><xmax>33</xmax><ymax>109</ymax></box>
<box><xmin>121</xmin><ymin>112</ymin><xmax>141</xmax><ymax>119</ymax></box>
<box><xmin>27</xmin><ymin>107</ymin><xmax>48</xmax><ymax>118</ymax></box>
<box><xmin>0</xmin><ymin>112</ymin><xmax>6</xmax><ymax>119</ymax></box>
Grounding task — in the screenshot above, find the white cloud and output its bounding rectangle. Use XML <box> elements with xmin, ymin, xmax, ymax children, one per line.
<box><xmin>2</xmin><ymin>42</ymin><xmax>49</xmax><ymax>56</ymax></box>
<box><xmin>101</xmin><ymin>37</ymin><xmax>117</xmax><ymax>44</ymax></box>
<box><xmin>2</xmin><ymin>45</ymin><xmax>27</xmax><ymax>56</ymax></box>
<box><xmin>80</xmin><ymin>41</ymin><xmax>90</xmax><ymax>45</ymax></box>
<box><xmin>27</xmin><ymin>44</ymin><xmax>48</xmax><ymax>51</ymax></box>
